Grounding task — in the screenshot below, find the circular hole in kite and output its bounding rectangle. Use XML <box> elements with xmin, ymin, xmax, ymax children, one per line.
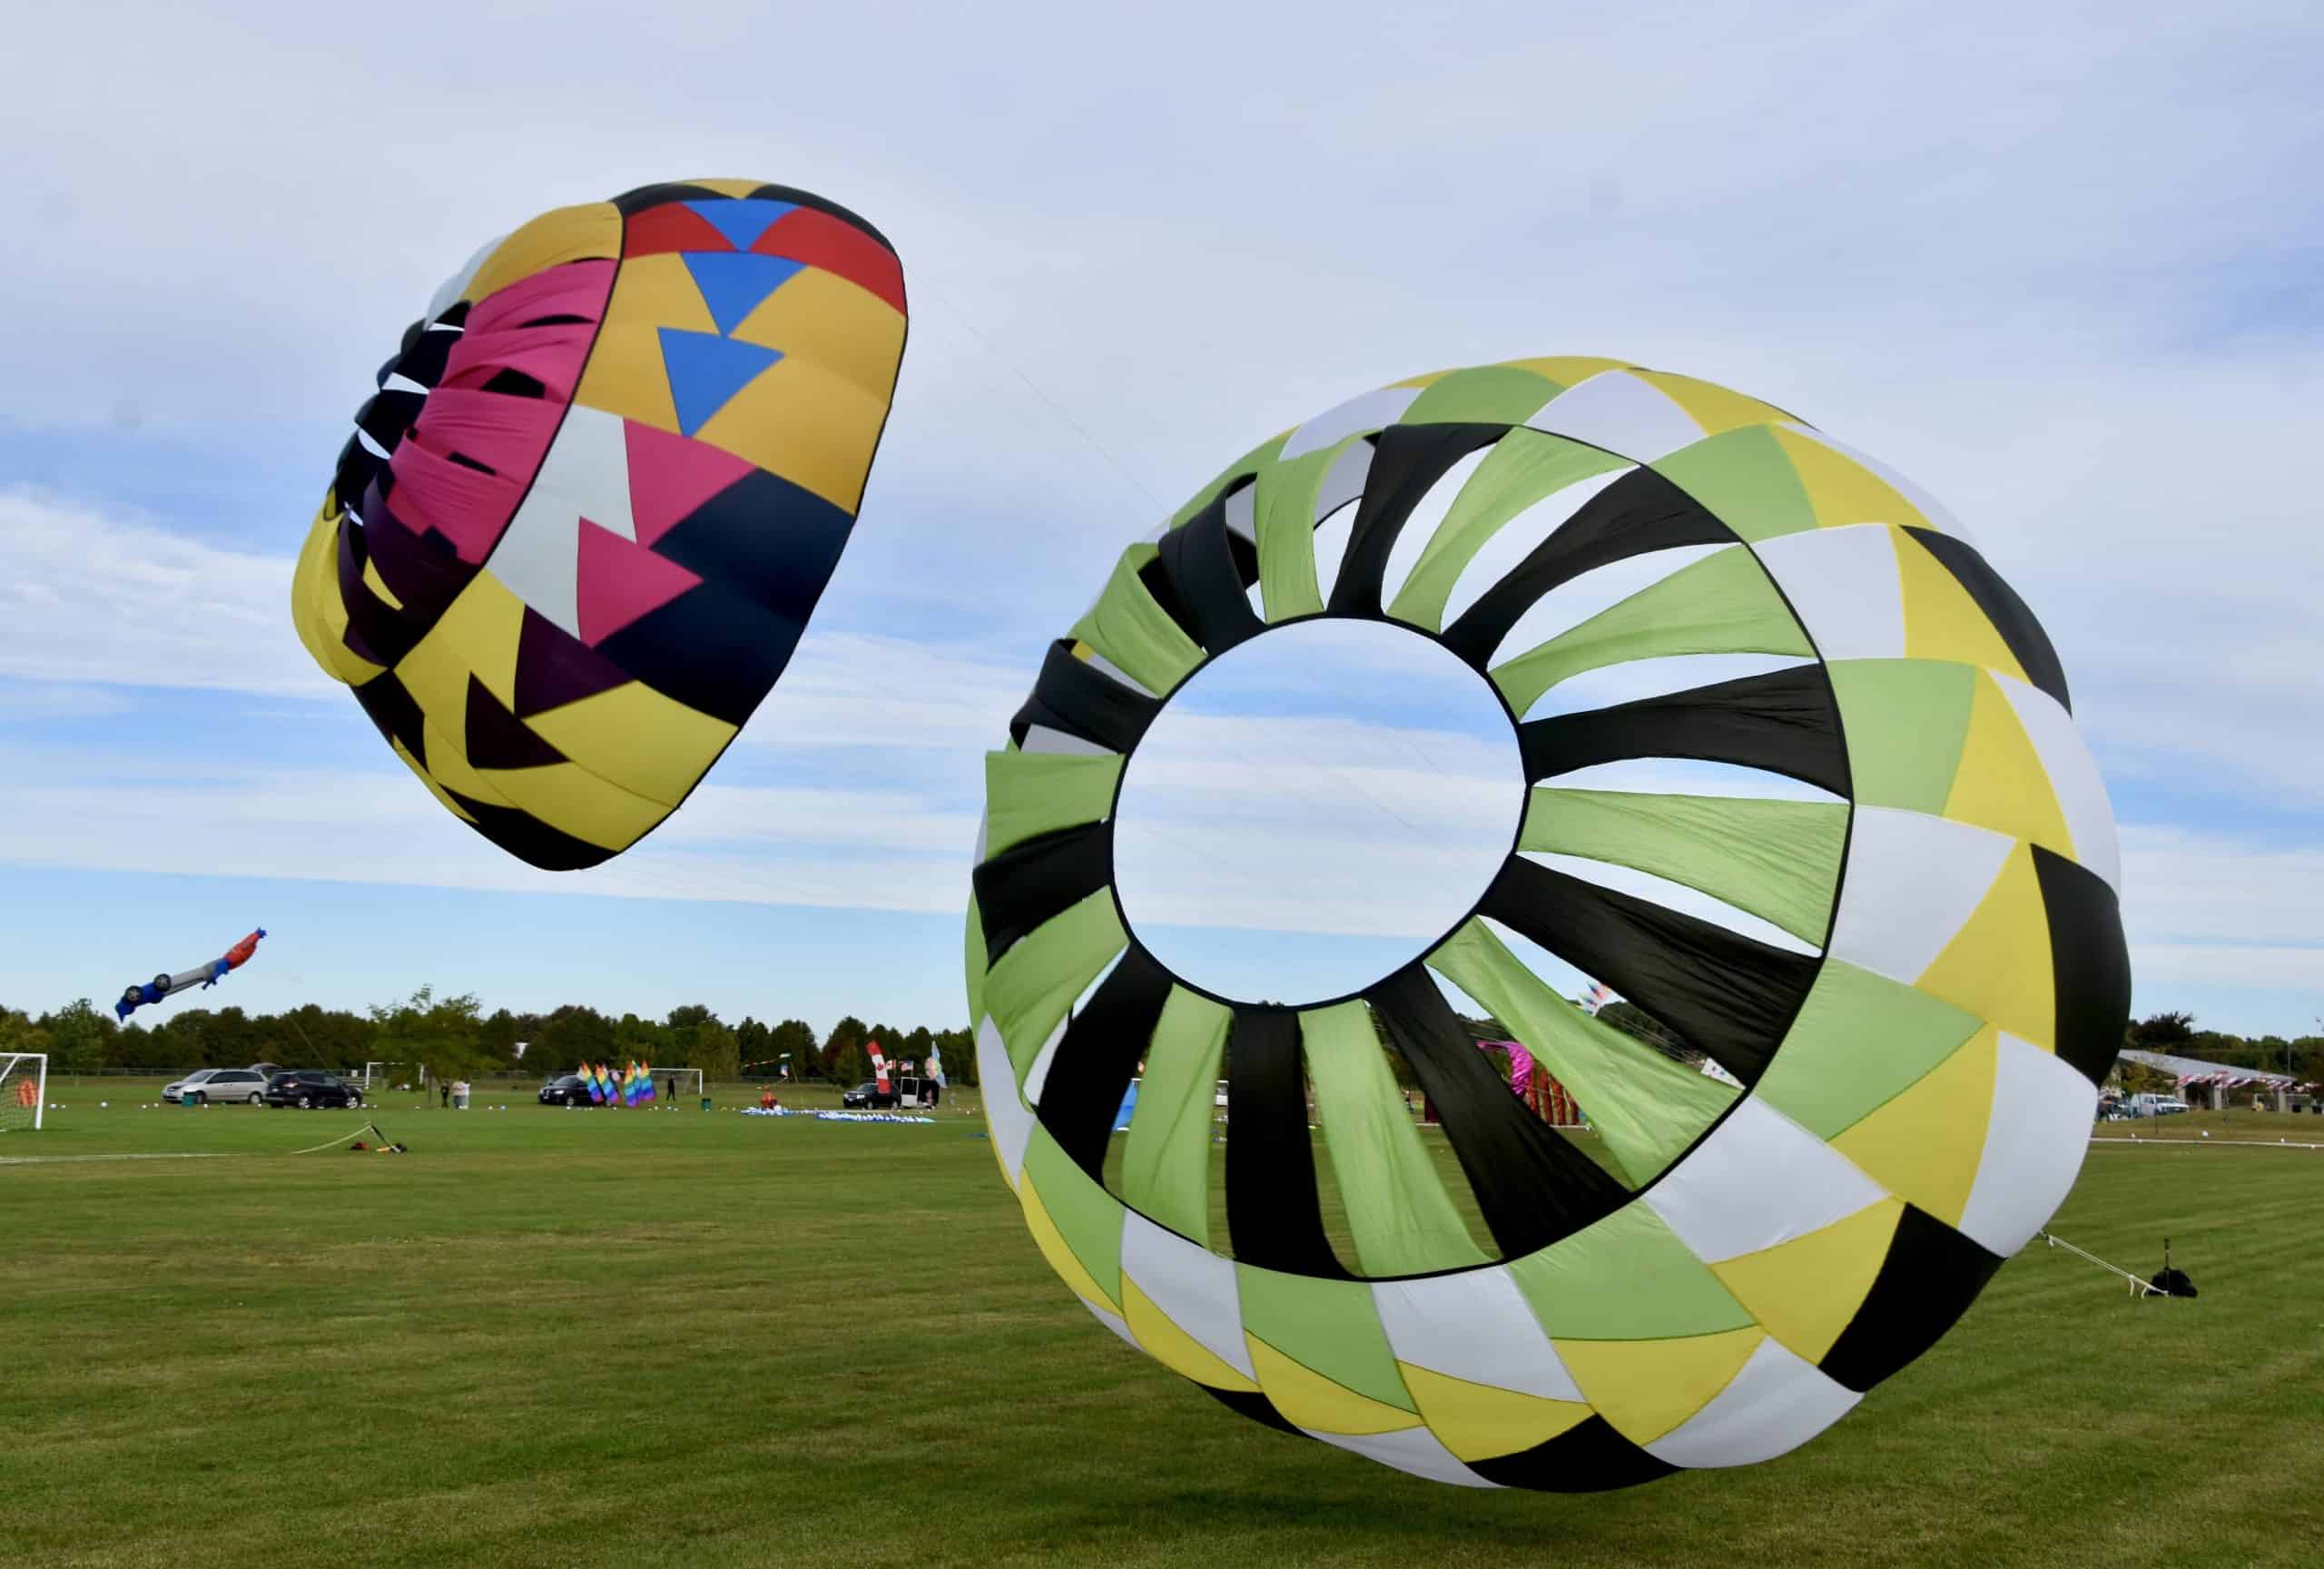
<box><xmin>1110</xmin><ymin>617</ymin><xmax>1525</xmax><ymax>1007</ymax></box>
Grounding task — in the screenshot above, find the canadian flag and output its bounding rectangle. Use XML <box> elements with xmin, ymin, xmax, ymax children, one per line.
<box><xmin>867</xmin><ymin>1041</ymin><xmax>891</xmax><ymax>1093</ymax></box>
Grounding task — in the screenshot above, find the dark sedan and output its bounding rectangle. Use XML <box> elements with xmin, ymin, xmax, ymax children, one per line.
<box><xmin>842</xmin><ymin>1081</ymin><xmax>899</xmax><ymax>1110</ymax></box>
<box><xmin>538</xmin><ymin>1074</ymin><xmax>598</xmax><ymax>1107</ymax></box>
<box><xmin>263</xmin><ymin>1071</ymin><xmax>362</xmax><ymax>1110</ymax></box>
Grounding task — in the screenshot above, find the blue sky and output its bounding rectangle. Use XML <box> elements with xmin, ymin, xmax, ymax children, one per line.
<box><xmin>1</xmin><ymin>0</ymin><xmax>2319</xmax><ymax>1038</ymax></box>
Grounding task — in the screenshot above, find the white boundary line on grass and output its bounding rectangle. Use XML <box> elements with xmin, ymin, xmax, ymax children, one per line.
<box><xmin>0</xmin><ymin>1151</ymin><xmax>233</xmax><ymax>1166</ymax></box>
<box><xmin>2091</xmin><ymin>1137</ymin><xmax>2324</xmax><ymax>1150</ymax></box>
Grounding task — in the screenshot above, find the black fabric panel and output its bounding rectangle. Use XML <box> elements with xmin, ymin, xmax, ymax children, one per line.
<box><xmin>1521</xmin><ymin>665</ymin><xmax>1850</xmax><ymax>797</ymax></box>
<box><xmin>352</xmin><ymin>672</ymin><xmax>428</xmax><ymax>766</ymax></box>
<box><xmin>609</xmin><ymin>182</ymin><xmax>899</xmax><ymax>252</ymax></box>
<box><xmin>610</xmin><ymin>181</ymin><xmax>732</xmax><ymax>215</ymax></box>
<box><xmin>1008</xmin><ymin>640</ymin><xmax>1160</xmax><ymax>755</ymax></box>
<box><xmin>594</xmin><ymin>580</ymin><xmax>794</xmax><ymax>728</ymax></box>
<box><xmin>1902</xmin><ymin>528</ymin><xmax>2071</xmax><ymax>712</ymax></box>
<box><xmin>332</xmin><ymin>518</ymin><xmax>426</xmax><ymax>671</ymax></box>
<box><xmin>971</xmin><ymin>822</ymin><xmax>1114</xmax><ymax>964</ymax></box>
<box><xmin>1033</xmin><ymin>946</ymin><xmax>1173</xmax><ymax>1181</ymax></box>
<box><xmin>1202</xmin><ymin>1385</ymin><xmax>1308</xmax><ymax>1438</ymax></box>
<box><xmin>463</xmin><ymin>675</ymin><xmax>566</xmax><ymax>771</ymax></box>
<box><xmin>1817</xmin><ymin>1205</ymin><xmax>2005</xmax><ymax>1394</ymax></box>
<box><xmin>1480</xmin><ymin>859</ymin><xmax>1817</xmax><ymax>1085</ymax></box>
<box><xmin>649</xmin><ymin>468</ymin><xmax>854</xmax><ymax>624</ymax></box>
<box><xmin>2031</xmin><ymin>846</ymin><xmax>2133</xmax><ymax>1087</ymax></box>
<box><xmin>1440</xmin><ymin>468</ymin><xmax>1732</xmax><ymax>667</ymax></box>
<box><xmin>1326</xmin><ymin>423</ymin><xmax>1506</xmax><ymax>617</ymax></box>
<box><xmin>1367</xmin><ymin>966</ymin><xmax>1628</xmax><ymax>1254</ymax></box>
<box><xmin>1155</xmin><ymin>495</ymin><xmax>1265</xmax><ymax>655</ymax></box>
<box><xmin>1465</xmin><ymin>1415</ymin><xmax>1678</xmax><ymax>1493</ymax></box>
<box><xmin>439</xmin><ymin>787</ymin><xmax>619</xmax><ymax>872</ymax></box>
<box><xmin>1224</xmin><ymin>1009</ymin><xmax>1351</xmax><ymax>1279</ymax></box>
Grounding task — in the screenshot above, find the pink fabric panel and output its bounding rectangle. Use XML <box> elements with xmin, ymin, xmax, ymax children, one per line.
<box><xmin>462</xmin><ymin>259</ymin><xmax>615</xmax><ymax>335</ymax></box>
<box><xmin>405</xmin><ymin>388</ymin><xmax>563</xmax><ymax>487</ymax></box>
<box><xmin>384</xmin><ymin>440</ymin><xmax>528</xmax><ymax>564</ymax></box>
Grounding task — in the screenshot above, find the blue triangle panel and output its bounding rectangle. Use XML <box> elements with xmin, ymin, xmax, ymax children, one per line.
<box><xmin>684</xmin><ymin>198</ymin><xmax>796</xmax><ymax>252</ymax></box>
<box><xmin>681</xmin><ymin>252</ymin><xmax>806</xmax><ymax>336</ymax></box>
<box><xmin>656</xmin><ymin>329</ymin><xmax>783</xmax><ymax>436</ymax></box>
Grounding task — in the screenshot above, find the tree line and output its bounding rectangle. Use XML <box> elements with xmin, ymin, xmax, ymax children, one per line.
<box><xmin>0</xmin><ymin>988</ymin><xmax>980</xmax><ymax>1090</ymax></box>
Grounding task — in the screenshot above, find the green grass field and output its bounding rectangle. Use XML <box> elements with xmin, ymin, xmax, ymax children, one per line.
<box><xmin>5</xmin><ymin>1081</ymin><xmax>2320</xmax><ymax>1568</ymax></box>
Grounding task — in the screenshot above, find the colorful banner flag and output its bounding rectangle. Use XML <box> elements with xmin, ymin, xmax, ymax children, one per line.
<box><xmin>868</xmin><ymin>1040</ymin><xmax>891</xmax><ymax>1093</ymax></box>
<box><xmin>927</xmin><ymin>1043</ymin><xmax>945</xmax><ymax>1088</ymax></box>
<box><xmin>583</xmin><ymin>1062</ymin><xmax>606</xmax><ymax>1104</ymax></box>
<box><xmin>637</xmin><ymin>1062</ymin><xmax>657</xmax><ymax>1104</ymax></box>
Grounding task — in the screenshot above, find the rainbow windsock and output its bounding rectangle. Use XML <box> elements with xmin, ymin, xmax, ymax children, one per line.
<box><xmin>597</xmin><ymin>1061</ymin><xmax>618</xmax><ymax>1105</ymax></box>
<box><xmin>583</xmin><ymin>1062</ymin><xmax>606</xmax><ymax>1104</ymax></box>
<box><xmin>624</xmin><ymin>1061</ymin><xmax>643</xmax><ymax>1106</ymax></box>
<box><xmin>637</xmin><ymin>1063</ymin><xmax>657</xmax><ymax>1104</ymax></box>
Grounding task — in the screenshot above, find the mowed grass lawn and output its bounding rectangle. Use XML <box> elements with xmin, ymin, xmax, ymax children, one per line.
<box><xmin>5</xmin><ymin>1082</ymin><xmax>2321</xmax><ymax>1568</ymax></box>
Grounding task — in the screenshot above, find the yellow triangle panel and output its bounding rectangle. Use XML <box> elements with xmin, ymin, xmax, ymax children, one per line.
<box><xmin>1915</xmin><ymin>845</ymin><xmax>2057</xmax><ymax>1051</ymax></box>
<box><xmin>1895</xmin><ymin>526</ymin><xmax>2029</xmax><ymax>680</ymax></box>
<box><xmin>1398</xmin><ymin>1361</ymin><xmax>1593</xmax><ymax>1462</ymax></box>
<box><xmin>1246</xmin><ymin>1337</ymin><xmax>1421</xmax><ymax>1436</ymax></box>
<box><xmin>1832</xmin><ymin>1028</ymin><xmax>1999</xmax><ymax>1229</ymax></box>
<box><xmin>523</xmin><ymin>683</ymin><xmax>737</xmax><ymax>810</ymax></box>
<box><xmin>1637</xmin><ymin>370</ymin><xmax>1790</xmax><ymax>436</ymax></box>
<box><xmin>1121</xmin><ymin>1277</ymin><xmax>1258</xmax><ymax>1394</ymax></box>
<box><xmin>1711</xmin><ymin>1198</ymin><xmax>1904</xmax><ymax>1363</ymax></box>
<box><xmin>1943</xmin><ymin>671</ymin><xmax>2075</xmax><ymax>860</ymax></box>
<box><xmin>1772</xmin><ymin>429</ymin><xmax>1930</xmax><ymax>531</ymax></box>
<box><xmin>1554</xmin><ymin>1328</ymin><xmax>1766</xmax><ymax>1446</ymax></box>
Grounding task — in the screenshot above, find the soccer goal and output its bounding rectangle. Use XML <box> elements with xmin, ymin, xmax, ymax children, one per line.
<box><xmin>645</xmin><ymin>1067</ymin><xmax>703</xmax><ymax>1103</ymax></box>
<box><xmin>1</xmin><ymin>1053</ymin><xmax>46</xmax><ymax>1133</ymax></box>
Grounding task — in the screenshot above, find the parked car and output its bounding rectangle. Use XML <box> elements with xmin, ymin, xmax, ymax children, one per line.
<box><xmin>539</xmin><ymin>1074</ymin><xmax>597</xmax><ymax>1107</ymax></box>
<box><xmin>842</xmin><ymin>1081</ymin><xmax>899</xmax><ymax>1110</ymax></box>
<box><xmin>162</xmin><ymin>1068</ymin><xmax>271</xmax><ymax>1105</ymax></box>
<box><xmin>263</xmin><ymin>1071</ymin><xmax>362</xmax><ymax>1110</ymax></box>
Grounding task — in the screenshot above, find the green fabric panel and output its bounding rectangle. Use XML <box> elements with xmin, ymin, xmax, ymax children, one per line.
<box><xmin>1386</xmin><ymin>429</ymin><xmax>1631</xmax><ymax>632</ymax></box>
<box><xmin>1649</xmin><ymin>425</ymin><xmax>1815</xmax><ymax>543</ymax></box>
<box><xmin>1520</xmin><ymin>788</ymin><xmax>1847</xmax><ymax>945</ymax></box>
<box><xmin>983</xmin><ymin>749</ymin><xmax>1123</xmax><ymax>862</ymax></box>
<box><xmin>1507</xmin><ymin>1200</ymin><xmax>1753</xmax><ymax>1339</ymax></box>
<box><xmin>1168</xmin><ymin>432</ymin><xmax>1286</xmax><ymax>530</ymax></box>
<box><xmin>1233</xmin><ymin>1265</ymin><xmax>1413</xmax><ymax>1411</ymax></box>
<box><xmin>1069</xmin><ymin>544</ymin><xmax>1206</xmax><ymax>696</ymax></box>
<box><xmin>980</xmin><ymin>890</ymin><xmax>1127</xmax><ymax>1083</ymax></box>
<box><xmin>963</xmin><ymin>896</ymin><xmax>987</xmax><ymax>1029</ymax></box>
<box><xmin>1828</xmin><ymin>658</ymin><xmax>1976</xmax><ymax>815</ymax></box>
<box><xmin>1397</xmin><ymin>365</ymin><xmax>1559</xmax><ymax>428</ymax></box>
<box><xmin>1022</xmin><ymin>1124</ymin><xmax>1124</xmax><ymax>1308</ymax></box>
<box><xmin>1301</xmin><ymin>1001</ymin><xmax>1491</xmax><ymax>1277</ymax></box>
<box><xmin>1753</xmin><ymin>958</ymin><xmax>1984</xmax><ymax>1139</ymax></box>
<box><xmin>1429</xmin><ymin>919</ymin><xmax>1735</xmax><ymax>1185</ymax></box>
<box><xmin>1251</xmin><ymin>441</ymin><xmax>1347</xmax><ymax>621</ymax></box>
<box><xmin>1121</xmin><ymin>985</ymin><xmax>1230</xmax><ymax>1246</ymax></box>
<box><xmin>1491</xmin><ymin>544</ymin><xmax>1812</xmax><ymax>716</ymax></box>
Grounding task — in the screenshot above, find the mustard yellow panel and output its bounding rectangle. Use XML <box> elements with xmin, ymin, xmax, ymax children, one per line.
<box><xmin>465</xmin><ymin>202</ymin><xmax>622</xmax><ymax>305</ymax></box>
<box><xmin>1635</xmin><ymin>370</ymin><xmax>1791</xmax><ymax>436</ymax></box>
<box><xmin>683</xmin><ymin>177</ymin><xmax>765</xmax><ymax>198</ymax></box>
<box><xmin>522</xmin><ymin>683</ymin><xmax>737</xmax><ymax>809</ymax></box>
<box><xmin>1896</xmin><ymin>528</ymin><xmax>2031</xmax><ymax>680</ymax></box>
<box><xmin>1916</xmin><ymin>844</ymin><xmax>2057</xmax><ymax>1051</ymax></box>
<box><xmin>387</xmin><ymin>737</ymin><xmax>481</xmax><ymax>824</ymax></box>
<box><xmin>359</xmin><ymin>554</ymin><xmax>405</xmax><ymax>612</ymax></box>
<box><xmin>1246</xmin><ymin>1337</ymin><xmax>1421</xmax><ymax>1436</ymax></box>
<box><xmin>575</xmin><ymin>324</ymin><xmax>683</xmax><ymax>432</ymax></box>
<box><xmin>1121</xmin><ymin>1277</ymin><xmax>1258</xmax><ymax>1393</ymax></box>
<box><xmin>411</xmin><ymin>715</ymin><xmax>515</xmax><ymax>810</ymax></box>
<box><xmin>474</xmin><ymin>758</ymin><xmax>669</xmax><ymax>851</ymax></box>
<box><xmin>1711</xmin><ymin>1198</ymin><xmax>1903</xmax><ymax>1364</ymax></box>
<box><xmin>1943</xmin><ymin>671</ymin><xmax>2076</xmax><ymax>860</ymax></box>
<box><xmin>1397</xmin><ymin>1362</ymin><xmax>1593</xmax><ymax>1462</ymax></box>
<box><xmin>1554</xmin><ymin>1328</ymin><xmax>1765</xmax><ymax>1446</ymax></box>
<box><xmin>1833</xmin><ymin>1028</ymin><xmax>1998</xmax><ymax>1229</ymax></box>
<box><xmin>730</xmin><ymin>264</ymin><xmax>907</xmax><ymax>400</ymax></box>
<box><xmin>1771</xmin><ymin>429</ymin><xmax>1932</xmax><ymax>532</ymax></box>
<box><xmin>428</xmin><ymin>570</ymin><xmax>529</xmax><ymax>711</ymax></box>
<box><xmin>695</xmin><ymin>356</ymin><xmax>889</xmax><ymax>513</ymax></box>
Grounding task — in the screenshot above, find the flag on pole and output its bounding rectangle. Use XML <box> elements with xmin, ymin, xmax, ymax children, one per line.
<box><xmin>583</xmin><ymin>1062</ymin><xmax>606</xmax><ymax>1104</ymax></box>
<box><xmin>927</xmin><ymin>1043</ymin><xmax>945</xmax><ymax>1088</ymax></box>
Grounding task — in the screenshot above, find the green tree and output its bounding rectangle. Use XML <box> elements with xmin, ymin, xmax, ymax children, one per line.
<box><xmin>41</xmin><ymin>999</ymin><xmax>118</xmax><ymax>1075</ymax></box>
<box><xmin>768</xmin><ymin>1018</ymin><xmax>817</xmax><ymax>1081</ymax></box>
<box><xmin>369</xmin><ymin>986</ymin><xmax>489</xmax><ymax>1090</ymax></box>
<box><xmin>824</xmin><ymin>1015</ymin><xmax>867</xmax><ymax>1081</ymax></box>
<box><xmin>685</xmin><ymin>1019</ymin><xmax>740</xmax><ymax>1081</ymax></box>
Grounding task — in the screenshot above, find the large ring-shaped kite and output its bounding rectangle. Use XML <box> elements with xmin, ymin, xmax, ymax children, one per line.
<box><xmin>968</xmin><ymin>358</ymin><xmax>2129</xmax><ymax>1490</ymax></box>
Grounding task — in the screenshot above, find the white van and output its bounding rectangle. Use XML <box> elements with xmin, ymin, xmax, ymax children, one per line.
<box><xmin>2128</xmin><ymin>1092</ymin><xmax>2191</xmax><ymax>1117</ymax></box>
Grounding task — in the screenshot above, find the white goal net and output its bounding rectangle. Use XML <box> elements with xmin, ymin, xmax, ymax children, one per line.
<box><xmin>1</xmin><ymin>1053</ymin><xmax>46</xmax><ymax>1133</ymax></box>
<box><xmin>646</xmin><ymin>1067</ymin><xmax>704</xmax><ymax>1103</ymax></box>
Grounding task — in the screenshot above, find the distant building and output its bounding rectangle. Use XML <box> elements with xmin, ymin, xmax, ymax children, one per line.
<box><xmin>2115</xmin><ymin>1048</ymin><xmax>2318</xmax><ymax>1113</ymax></box>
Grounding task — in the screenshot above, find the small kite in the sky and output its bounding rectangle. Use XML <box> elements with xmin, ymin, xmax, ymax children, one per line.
<box><xmin>117</xmin><ymin>929</ymin><xmax>266</xmax><ymax>1021</ymax></box>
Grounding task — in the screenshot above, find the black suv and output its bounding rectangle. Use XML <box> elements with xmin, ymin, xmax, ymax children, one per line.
<box><xmin>842</xmin><ymin>1081</ymin><xmax>898</xmax><ymax>1110</ymax></box>
<box><xmin>538</xmin><ymin>1074</ymin><xmax>596</xmax><ymax>1107</ymax></box>
<box><xmin>264</xmin><ymin>1071</ymin><xmax>362</xmax><ymax>1110</ymax></box>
